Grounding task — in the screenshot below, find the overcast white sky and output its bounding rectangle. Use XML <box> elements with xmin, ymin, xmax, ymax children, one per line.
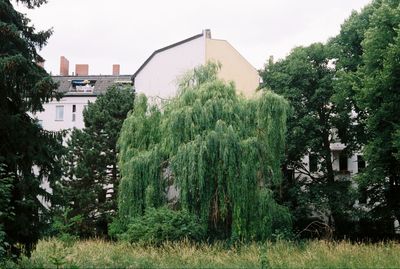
<box><xmin>15</xmin><ymin>0</ymin><xmax>371</xmax><ymax>76</ymax></box>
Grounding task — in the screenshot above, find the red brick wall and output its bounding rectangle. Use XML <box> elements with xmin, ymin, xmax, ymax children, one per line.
<box><xmin>60</xmin><ymin>56</ymin><xmax>69</xmax><ymax>76</ymax></box>
<box><xmin>112</xmin><ymin>64</ymin><xmax>120</xmax><ymax>76</ymax></box>
<box><xmin>75</xmin><ymin>64</ymin><xmax>89</xmax><ymax>76</ymax></box>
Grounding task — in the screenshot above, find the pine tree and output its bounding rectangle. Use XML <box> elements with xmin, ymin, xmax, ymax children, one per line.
<box><xmin>59</xmin><ymin>86</ymin><xmax>134</xmax><ymax>237</ymax></box>
<box><xmin>0</xmin><ymin>0</ymin><xmax>63</xmax><ymax>254</ymax></box>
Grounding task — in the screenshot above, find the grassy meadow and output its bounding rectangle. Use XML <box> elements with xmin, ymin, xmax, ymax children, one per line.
<box><xmin>14</xmin><ymin>238</ymin><xmax>400</xmax><ymax>268</ymax></box>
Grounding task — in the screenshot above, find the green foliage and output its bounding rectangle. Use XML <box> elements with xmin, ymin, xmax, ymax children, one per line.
<box><xmin>118</xmin><ymin>63</ymin><xmax>291</xmax><ymax>241</ymax></box>
<box><xmin>261</xmin><ymin>43</ymin><xmax>341</xmax><ymax>182</ymax></box>
<box><xmin>355</xmin><ymin>0</ymin><xmax>400</xmax><ymax>230</ymax></box>
<box><xmin>108</xmin><ymin>217</ymin><xmax>127</xmax><ymax>239</ymax></box>
<box><xmin>48</xmin><ymin>242</ymin><xmax>68</xmax><ymax>269</ymax></box>
<box><xmin>50</xmin><ymin>207</ymin><xmax>82</xmax><ymax>245</ymax></box>
<box><xmin>0</xmin><ymin>227</ymin><xmax>6</xmax><ymax>262</ymax></box>
<box><xmin>119</xmin><ymin>207</ymin><xmax>206</xmax><ymax>245</ymax></box>
<box><xmin>0</xmin><ymin>0</ymin><xmax>64</xmax><ymax>256</ymax></box>
<box><xmin>331</xmin><ymin>0</ymin><xmax>400</xmax><ymax>235</ymax></box>
<box><xmin>260</xmin><ymin>44</ymin><xmax>357</xmax><ymax>236</ymax></box>
<box><xmin>18</xmin><ymin>238</ymin><xmax>400</xmax><ymax>268</ymax></box>
<box><xmin>0</xmin><ymin>165</ymin><xmax>13</xmax><ymax>261</ymax></box>
<box><xmin>259</xmin><ymin>243</ymin><xmax>270</xmax><ymax>269</ymax></box>
<box><xmin>58</xmin><ymin>86</ymin><xmax>134</xmax><ymax>237</ymax></box>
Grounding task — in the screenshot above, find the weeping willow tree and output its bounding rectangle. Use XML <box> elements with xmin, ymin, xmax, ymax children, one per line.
<box><xmin>118</xmin><ymin>63</ymin><xmax>291</xmax><ymax>240</ymax></box>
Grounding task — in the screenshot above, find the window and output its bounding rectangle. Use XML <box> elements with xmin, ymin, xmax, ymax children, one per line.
<box><xmin>339</xmin><ymin>152</ymin><xmax>348</xmax><ymax>171</ymax></box>
<box><xmin>357</xmin><ymin>155</ymin><xmax>366</xmax><ymax>172</ymax></box>
<box><xmin>72</xmin><ymin>105</ymin><xmax>76</xmax><ymax>122</ymax></box>
<box><xmin>55</xmin><ymin>106</ymin><xmax>64</xmax><ymax>121</ymax></box>
<box><xmin>309</xmin><ymin>154</ymin><xmax>318</xmax><ymax>172</ymax></box>
<box><xmin>71</xmin><ymin>80</ymin><xmax>95</xmax><ymax>92</ymax></box>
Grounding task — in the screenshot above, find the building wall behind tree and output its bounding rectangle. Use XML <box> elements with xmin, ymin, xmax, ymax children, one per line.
<box><xmin>34</xmin><ymin>96</ymin><xmax>97</xmax><ymax>131</ymax></box>
<box><xmin>205</xmin><ymin>38</ymin><xmax>259</xmax><ymax>98</ymax></box>
<box><xmin>134</xmin><ymin>35</ymin><xmax>205</xmax><ymax>101</ymax></box>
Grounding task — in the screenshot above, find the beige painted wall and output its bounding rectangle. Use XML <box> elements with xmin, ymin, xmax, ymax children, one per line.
<box><xmin>205</xmin><ymin>38</ymin><xmax>260</xmax><ymax>98</ymax></box>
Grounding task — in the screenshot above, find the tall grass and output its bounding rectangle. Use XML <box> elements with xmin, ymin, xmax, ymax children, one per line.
<box><xmin>18</xmin><ymin>238</ymin><xmax>400</xmax><ymax>268</ymax></box>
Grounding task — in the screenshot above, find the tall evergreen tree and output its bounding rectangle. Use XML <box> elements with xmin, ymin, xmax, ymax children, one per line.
<box><xmin>0</xmin><ymin>0</ymin><xmax>63</xmax><ymax>254</ymax></box>
<box><xmin>0</xmin><ymin>165</ymin><xmax>13</xmax><ymax>261</ymax></box>
<box><xmin>59</xmin><ymin>86</ymin><xmax>134</xmax><ymax>237</ymax></box>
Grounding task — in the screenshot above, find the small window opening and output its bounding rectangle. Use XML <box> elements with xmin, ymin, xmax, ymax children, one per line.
<box><xmin>339</xmin><ymin>152</ymin><xmax>348</xmax><ymax>171</ymax></box>
<box><xmin>357</xmin><ymin>155</ymin><xmax>366</xmax><ymax>172</ymax></box>
<box><xmin>309</xmin><ymin>154</ymin><xmax>318</xmax><ymax>172</ymax></box>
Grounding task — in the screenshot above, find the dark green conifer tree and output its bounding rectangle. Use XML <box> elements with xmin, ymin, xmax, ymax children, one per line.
<box><xmin>0</xmin><ymin>0</ymin><xmax>63</xmax><ymax>254</ymax></box>
<box><xmin>59</xmin><ymin>86</ymin><xmax>134</xmax><ymax>237</ymax></box>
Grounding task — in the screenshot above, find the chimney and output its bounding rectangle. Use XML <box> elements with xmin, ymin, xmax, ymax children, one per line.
<box><xmin>203</xmin><ymin>29</ymin><xmax>211</xmax><ymax>39</ymax></box>
<box><xmin>60</xmin><ymin>56</ymin><xmax>69</xmax><ymax>76</ymax></box>
<box><xmin>112</xmin><ymin>64</ymin><xmax>120</xmax><ymax>76</ymax></box>
<box><xmin>75</xmin><ymin>64</ymin><xmax>89</xmax><ymax>76</ymax></box>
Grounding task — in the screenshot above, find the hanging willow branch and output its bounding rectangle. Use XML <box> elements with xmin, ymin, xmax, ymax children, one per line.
<box><xmin>117</xmin><ymin>63</ymin><xmax>291</xmax><ymax>240</ymax></box>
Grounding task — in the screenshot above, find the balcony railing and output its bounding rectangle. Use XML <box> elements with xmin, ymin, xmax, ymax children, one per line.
<box><xmin>334</xmin><ymin>170</ymin><xmax>351</xmax><ymax>181</ymax></box>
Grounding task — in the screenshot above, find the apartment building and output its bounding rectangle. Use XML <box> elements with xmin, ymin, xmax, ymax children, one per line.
<box><xmin>34</xmin><ymin>57</ymin><xmax>132</xmax><ymax>132</ymax></box>
<box><xmin>133</xmin><ymin>29</ymin><xmax>260</xmax><ymax>101</ymax></box>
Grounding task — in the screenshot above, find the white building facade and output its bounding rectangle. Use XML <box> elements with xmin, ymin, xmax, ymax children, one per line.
<box><xmin>133</xmin><ymin>29</ymin><xmax>260</xmax><ymax>101</ymax></box>
<box><xmin>34</xmin><ymin>75</ymin><xmax>132</xmax><ymax>132</ymax></box>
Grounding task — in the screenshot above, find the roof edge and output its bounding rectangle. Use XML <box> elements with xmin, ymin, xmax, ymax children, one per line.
<box><xmin>132</xmin><ymin>32</ymin><xmax>204</xmax><ymax>80</ymax></box>
<box><xmin>52</xmin><ymin>74</ymin><xmax>132</xmax><ymax>78</ymax></box>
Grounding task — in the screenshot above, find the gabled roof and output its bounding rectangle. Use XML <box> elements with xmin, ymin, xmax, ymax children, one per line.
<box><xmin>52</xmin><ymin>75</ymin><xmax>133</xmax><ymax>96</ymax></box>
<box><xmin>132</xmin><ymin>32</ymin><xmax>204</xmax><ymax>80</ymax></box>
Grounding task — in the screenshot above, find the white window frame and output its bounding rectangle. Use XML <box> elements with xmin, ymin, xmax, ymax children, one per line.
<box><xmin>55</xmin><ymin>105</ymin><xmax>64</xmax><ymax>121</ymax></box>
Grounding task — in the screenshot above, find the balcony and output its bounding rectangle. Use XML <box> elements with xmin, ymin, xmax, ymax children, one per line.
<box><xmin>334</xmin><ymin>170</ymin><xmax>351</xmax><ymax>181</ymax></box>
<box><xmin>68</xmin><ymin>79</ymin><xmax>96</xmax><ymax>93</ymax></box>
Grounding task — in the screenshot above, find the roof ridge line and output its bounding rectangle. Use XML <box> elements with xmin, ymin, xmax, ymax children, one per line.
<box><xmin>132</xmin><ymin>32</ymin><xmax>204</xmax><ymax>79</ymax></box>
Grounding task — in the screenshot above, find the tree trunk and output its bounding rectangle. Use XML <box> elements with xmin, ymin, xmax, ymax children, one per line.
<box><xmin>323</xmin><ymin>132</ymin><xmax>335</xmax><ymax>183</ymax></box>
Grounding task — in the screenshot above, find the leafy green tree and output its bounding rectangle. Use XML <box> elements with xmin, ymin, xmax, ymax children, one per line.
<box><xmin>117</xmin><ymin>63</ymin><xmax>292</xmax><ymax>241</ymax></box>
<box><xmin>328</xmin><ymin>1</ymin><xmax>383</xmax><ymax>152</ymax></box>
<box><xmin>59</xmin><ymin>86</ymin><xmax>134</xmax><ymax>237</ymax></box>
<box><xmin>260</xmin><ymin>44</ymin><xmax>356</xmax><ymax>235</ymax></box>
<box><xmin>352</xmin><ymin>0</ymin><xmax>400</xmax><ymax>234</ymax></box>
<box><xmin>330</xmin><ymin>0</ymin><xmax>400</xmax><ymax>236</ymax></box>
<box><xmin>0</xmin><ymin>0</ymin><xmax>63</xmax><ymax>254</ymax></box>
<box><xmin>261</xmin><ymin>44</ymin><xmax>339</xmax><ymax>182</ymax></box>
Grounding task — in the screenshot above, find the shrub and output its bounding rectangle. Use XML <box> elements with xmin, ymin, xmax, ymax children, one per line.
<box><xmin>0</xmin><ymin>226</ymin><xmax>6</xmax><ymax>261</ymax></box>
<box><xmin>50</xmin><ymin>207</ymin><xmax>82</xmax><ymax>245</ymax></box>
<box><xmin>108</xmin><ymin>217</ymin><xmax>127</xmax><ymax>239</ymax></box>
<box><xmin>120</xmin><ymin>207</ymin><xmax>206</xmax><ymax>245</ymax></box>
